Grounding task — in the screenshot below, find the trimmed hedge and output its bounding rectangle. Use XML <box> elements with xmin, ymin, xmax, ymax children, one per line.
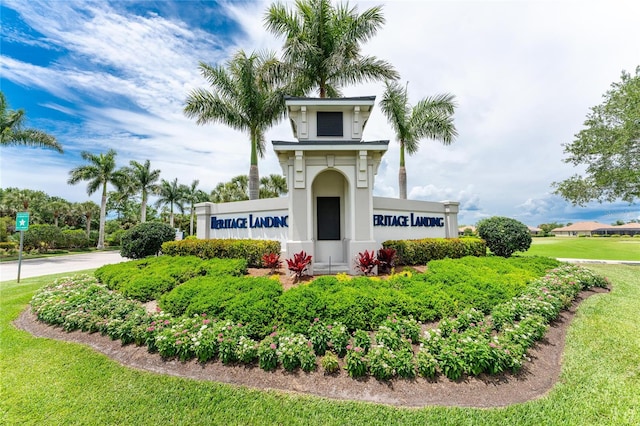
<box><xmin>277</xmin><ymin>256</ymin><xmax>560</xmax><ymax>333</ymax></box>
<box><xmin>382</xmin><ymin>237</ymin><xmax>486</xmax><ymax>265</ymax></box>
<box><xmin>162</xmin><ymin>238</ymin><xmax>280</xmax><ymax>268</ymax></box>
<box><xmin>159</xmin><ymin>275</ymin><xmax>282</xmax><ymax>339</ymax></box>
<box><xmin>95</xmin><ymin>256</ymin><xmax>247</xmax><ymax>302</ymax></box>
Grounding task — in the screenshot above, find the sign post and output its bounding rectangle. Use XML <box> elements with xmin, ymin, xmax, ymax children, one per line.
<box><xmin>15</xmin><ymin>212</ymin><xmax>29</xmax><ymax>283</ymax></box>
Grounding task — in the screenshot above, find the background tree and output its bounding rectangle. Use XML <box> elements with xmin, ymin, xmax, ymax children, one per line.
<box><xmin>260</xmin><ymin>174</ymin><xmax>288</xmax><ymax>198</ymax></box>
<box><xmin>68</xmin><ymin>150</ymin><xmax>127</xmax><ymax>248</ymax></box>
<box><xmin>0</xmin><ymin>92</ymin><xmax>63</xmax><ymax>153</ymax></box>
<box><xmin>380</xmin><ymin>80</ymin><xmax>457</xmax><ymax>199</ymax></box>
<box><xmin>477</xmin><ymin>216</ymin><xmax>532</xmax><ymax>258</ymax></box>
<box><xmin>184</xmin><ymin>50</ymin><xmax>286</xmax><ymax>200</ymax></box>
<box><xmin>265</xmin><ymin>0</ymin><xmax>398</xmax><ymax>97</ymax></box>
<box><xmin>210</xmin><ymin>175</ymin><xmax>249</xmax><ymax>203</ymax></box>
<box><xmin>48</xmin><ymin>200</ymin><xmax>71</xmax><ymax>227</ymax></box>
<box><xmin>76</xmin><ymin>201</ymin><xmax>100</xmax><ymax>238</ymax></box>
<box><xmin>182</xmin><ymin>179</ymin><xmax>208</xmax><ymax>236</ymax></box>
<box><xmin>553</xmin><ymin>66</ymin><xmax>640</xmax><ymax>205</ymax></box>
<box><xmin>155</xmin><ymin>178</ymin><xmax>185</xmax><ymax>228</ymax></box>
<box><xmin>126</xmin><ymin>159</ymin><xmax>160</xmax><ymax>223</ymax></box>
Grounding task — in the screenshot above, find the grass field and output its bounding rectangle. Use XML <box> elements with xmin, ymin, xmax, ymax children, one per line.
<box><xmin>525</xmin><ymin>237</ymin><xmax>640</xmax><ymax>261</ymax></box>
<box><xmin>1</xmin><ymin>265</ymin><xmax>639</xmax><ymax>425</ymax></box>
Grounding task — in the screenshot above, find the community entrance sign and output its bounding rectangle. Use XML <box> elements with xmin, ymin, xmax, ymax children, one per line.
<box><xmin>15</xmin><ymin>212</ymin><xmax>30</xmax><ymax>283</ymax></box>
<box><xmin>15</xmin><ymin>212</ymin><xmax>30</xmax><ymax>231</ymax></box>
<box><xmin>196</xmin><ymin>96</ymin><xmax>459</xmax><ymax>274</ymax></box>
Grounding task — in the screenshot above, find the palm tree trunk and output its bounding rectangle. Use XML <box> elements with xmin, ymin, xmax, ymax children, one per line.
<box><xmin>190</xmin><ymin>208</ymin><xmax>195</xmax><ymax>236</ymax></box>
<box><xmin>98</xmin><ymin>185</ymin><xmax>107</xmax><ymax>249</ymax></box>
<box><xmin>249</xmin><ymin>128</ymin><xmax>260</xmax><ymax>200</ymax></box>
<box><xmin>85</xmin><ymin>214</ymin><xmax>91</xmax><ymax>237</ymax></box>
<box><xmin>140</xmin><ymin>191</ymin><xmax>147</xmax><ymax>223</ymax></box>
<box><xmin>399</xmin><ymin>141</ymin><xmax>407</xmax><ymax>199</ymax></box>
<box><xmin>169</xmin><ymin>201</ymin><xmax>175</xmax><ymax>228</ymax></box>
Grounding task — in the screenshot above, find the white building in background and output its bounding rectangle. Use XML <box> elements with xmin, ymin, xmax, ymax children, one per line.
<box><xmin>197</xmin><ymin>96</ymin><xmax>459</xmax><ymax>274</ymax></box>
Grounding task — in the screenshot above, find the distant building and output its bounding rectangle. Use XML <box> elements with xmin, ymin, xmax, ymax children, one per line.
<box><xmin>552</xmin><ymin>221</ymin><xmax>640</xmax><ymax>237</ymax></box>
<box><xmin>458</xmin><ymin>225</ymin><xmax>476</xmax><ymax>236</ymax></box>
<box><xmin>528</xmin><ymin>226</ymin><xmax>542</xmax><ymax>235</ymax></box>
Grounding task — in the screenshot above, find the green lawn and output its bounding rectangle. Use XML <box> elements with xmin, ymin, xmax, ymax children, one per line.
<box><xmin>1</xmin><ymin>265</ymin><xmax>639</xmax><ymax>425</ymax></box>
<box><xmin>524</xmin><ymin>237</ymin><xmax>640</xmax><ymax>261</ymax></box>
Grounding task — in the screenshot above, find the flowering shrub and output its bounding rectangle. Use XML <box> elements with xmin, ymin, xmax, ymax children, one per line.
<box><xmin>308</xmin><ymin>318</ymin><xmax>331</xmax><ymax>356</ymax></box>
<box><xmin>368</xmin><ymin>344</ymin><xmax>396</xmax><ymax>380</ymax></box>
<box><xmin>277</xmin><ymin>332</ymin><xmax>316</xmax><ymax>372</ymax></box>
<box><xmin>287</xmin><ymin>250</ymin><xmax>312</xmax><ymax>280</ymax></box>
<box><xmin>328</xmin><ymin>322</ymin><xmax>350</xmax><ymax>357</ymax></box>
<box><xmin>352</xmin><ymin>329</ymin><xmax>371</xmax><ymax>353</ymax></box>
<box><xmin>344</xmin><ymin>346</ymin><xmax>368</xmax><ymax>377</ymax></box>
<box><xmin>261</xmin><ymin>252</ymin><xmax>282</xmax><ymax>274</ymax></box>
<box><xmin>355</xmin><ymin>250</ymin><xmax>379</xmax><ymax>276</ymax></box>
<box><xmin>258</xmin><ymin>334</ymin><xmax>279</xmax><ymax>371</ymax></box>
<box><xmin>30</xmin><ymin>260</ymin><xmax>609</xmax><ymax>381</ymax></box>
<box><xmin>394</xmin><ymin>348</ymin><xmax>416</xmax><ymax>379</ymax></box>
<box><xmin>321</xmin><ymin>352</ymin><xmax>340</xmax><ymax>374</ymax></box>
<box><xmin>377</xmin><ymin>247</ymin><xmax>397</xmax><ymax>274</ymax></box>
<box><xmin>416</xmin><ymin>347</ymin><xmax>438</xmax><ymax>378</ymax></box>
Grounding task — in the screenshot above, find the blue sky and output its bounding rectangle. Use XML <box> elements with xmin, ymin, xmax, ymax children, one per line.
<box><xmin>1</xmin><ymin>0</ymin><xmax>639</xmax><ymax>227</ymax></box>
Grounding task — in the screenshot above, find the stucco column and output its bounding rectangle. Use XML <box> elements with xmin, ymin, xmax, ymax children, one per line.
<box><xmin>443</xmin><ymin>201</ymin><xmax>460</xmax><ymax>238</ymax></box>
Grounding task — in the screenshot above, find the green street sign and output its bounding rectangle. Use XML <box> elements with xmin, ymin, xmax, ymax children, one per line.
<box><xmin>16</xmin><ymin>212</ymin><xmax>30</xmax><ymax>231</ymax></box>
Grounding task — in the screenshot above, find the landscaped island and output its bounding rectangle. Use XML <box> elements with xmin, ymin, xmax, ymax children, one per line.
<box><xmin>29</xmin><ymin>254</ymin><xmax>608</xmax><ymax>381</ymax></box>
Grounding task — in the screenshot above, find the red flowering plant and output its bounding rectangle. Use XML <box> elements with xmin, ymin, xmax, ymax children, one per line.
<box><xmin>355</xmin><ymin>250</ymin><xmax>379</xmax><ymax>276</ymax></box>
<box><xmin>286</xmin><ymin>250</ymin><xmax>312</xmax><ymax>281</ymax></box>
<box><xmin>377</xmin><ymin>247</ymin><xmax>397</xmax><ymax>274</ymax></box>
<box><xmin>261</xmin><ymin>252</ymin><xmax>282</xmax><ymax>274</ymax></box>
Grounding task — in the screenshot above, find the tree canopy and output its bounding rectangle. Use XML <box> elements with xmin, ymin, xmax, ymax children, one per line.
<box><xmin>264</xmin><ymin>0</ymin><xmax>398</xmax><ymax>97</ymax></box>
<box><xmin>184</xmin><ymin>50</ymin><xmax>286</xmax><ymax>200</ymax></box>
<box><xmin>0</xmin><ymin>92</ymin><xmax>63</xmax><ymax>153</ymax></box>
<box><xmin>380</xmin><ymin>80</ymin><xmax>457</xmax><ymax>199</ymax></box>
<box><xmin>553</xmin><ymin>66</ymin><xmax>640</xmax><ymax>205</ymax></box>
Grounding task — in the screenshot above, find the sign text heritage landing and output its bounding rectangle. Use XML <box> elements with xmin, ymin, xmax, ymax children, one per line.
<box><xmin>211</xmin><ymin>213</ymin><xmax>445</xmax><ymax>230</ymax></box>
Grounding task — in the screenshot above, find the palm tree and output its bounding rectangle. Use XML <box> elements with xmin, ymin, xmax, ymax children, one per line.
<box><xmin>68</xmin><ymin>150</ymin><xmax>127</xmax><ymax>248</ymax></box>
<box><xmin>76</xmin><ymin>201</ymin><xmax>100</xmax><ymax>238</ymax></box>
<box><xmin>260</xmin><ymin>174</ymin><xmax>288</xmax><ymax>198</ymax></box>
<box><xmin>264</xmin><ymin>0</ymin><xmax>398</xmax><ymax>98</ymax></box>
<box><xmin>380</xmin><ymin>80</ymin><xmax>458</xmax><ymax>199</ymax></box>
<box><xmin>210</xmin><ymin>175</ymin><xmax>250</xmax><ymax>203</ymax></box>
<box><xmin>48</xmin><ymin>200</ymin><xmax>71</xmax><ymax>227</ymax></box>
<box><xmin>0</xmin><ymin>92</ymin><xmax>63</xmax><ymax>153</ymax></box>
<box><xmin>155</xmin><ymin>178</ymin><xmax>185</xmax><ymax>228</ymax></box>
<box><xmin>184</xmin><ymin>50</ymin><xmax>286</xmax><ymax>200</ymax></box>
<box><xmin>126</xmin><ymin>159</ymin><xmax>160</xmax><ymax>223</ymax></box>
<box><xmin>181</xmin><ymin>180</ymin><xmax>209</xmax><ymax>236</ymax></box>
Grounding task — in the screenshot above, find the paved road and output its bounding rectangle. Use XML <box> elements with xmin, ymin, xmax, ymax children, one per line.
<box><xmin>0</xmin><ymin>251</ymin><xmax>127</xmax><ymax>281</ymax></box>
<box><xmin>1</xmin><ymin>253</ymin><xmax>637</xmax><ymax>282</ymax></box>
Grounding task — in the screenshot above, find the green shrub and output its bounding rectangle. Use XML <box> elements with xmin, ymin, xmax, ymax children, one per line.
<box><xmin>162</xmin><ymin>238</ymin><xmax>280</xmax><ymax>268</ymax></box>
<box><xmin>159</xmin><ymin>275</ymin><xmax>282</xmax><ymax>339</ymax></box>
<box><xmin>106</xmin><ymin>228</ymin><xmax>127</xmax><ymax>247</ymax></box>
<box><xmin>62</xmin><ymin>229</ymin><xmax>90</xmax><ymax>249</ymax></box>
<box><xmin>95</xmin><ymin>256</ymin><xmax>247</xmax><ymax>302</ymax></box>
<box><xmin>0</xmin><ymin>241</ymin><xmax>17</xmax><ymax>250</ymax></box>
<box><xmin>383</xmin><ymin>238</ymin><xmax>486</xmax><ymax>265</ymax></box>
<box><xmin>476</xmin><ymin>216</ymin><xmax>532</xmax><ymax>257</ymax></box>
<box><xmin>0</xmin><ymin>216</ymin><xmax>13</xmax><ymax>242</ymax></box>
<box><xmin>22</xmin><ymin>224</ymin><xmax>64</xmax><ymax>252</ymax></box>
<box><xmin>120</xmin><ymin>222</ymin><xmax>176</xmax><ymax>259</ymax></box>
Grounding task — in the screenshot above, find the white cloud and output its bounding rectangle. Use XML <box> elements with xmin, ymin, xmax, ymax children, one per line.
<box><xmin>1</xmin><ymin>0</ymin><xmax>639</xmax><ymax>226</ymax></box>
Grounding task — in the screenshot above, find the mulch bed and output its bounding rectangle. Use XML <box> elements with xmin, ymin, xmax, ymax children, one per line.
<box><xmin>13</xmin><ymin>287</ymin><xmax>608</xmax><ymax>408</ymax></box>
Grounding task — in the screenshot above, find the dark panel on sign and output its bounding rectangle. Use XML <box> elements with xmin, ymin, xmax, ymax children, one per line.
<box><xmin>317</xmin><ymin>197</ymin><xmax>340</xmax><ymax>240</ymax></box>
<box><xmin>317</xmin><ymin>111</ymin><xmax>343</xmax><ymax>136</ymax></box>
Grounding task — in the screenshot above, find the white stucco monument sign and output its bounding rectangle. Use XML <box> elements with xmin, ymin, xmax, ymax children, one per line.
<box><xmin>196</xmin><ymin>96</ymin><xmax>459</xmax><ymax>274</ymax></box>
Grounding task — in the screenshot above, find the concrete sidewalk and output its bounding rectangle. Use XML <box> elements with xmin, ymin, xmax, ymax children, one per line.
<box><xmin>0</xmin><ymin>251</ymin><xmax>127</xmax><ymax>281</ymax></box>
<box><xmin>557</xmin><ymin>258</ymin><xmax>640</xmax><ymax>266</ymax></box>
